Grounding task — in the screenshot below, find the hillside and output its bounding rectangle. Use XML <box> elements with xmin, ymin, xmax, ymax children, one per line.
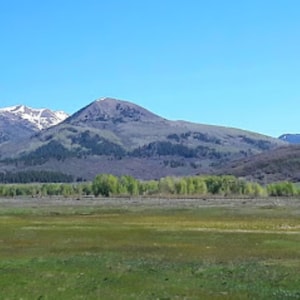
<box><xmin>221</xmin><ymin>145</ymin><xmax>300</xmax><ymax>183</ymax></box>
<box><xmin>0</xmin><ymin>97</ymin><xmax>285</xmax><ymax>180</ymax></box>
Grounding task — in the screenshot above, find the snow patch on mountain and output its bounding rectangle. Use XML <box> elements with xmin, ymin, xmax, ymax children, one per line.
<box><xmin>0</xmin><ymin>105</ymin><xmax>69</xmax><ymax>130</ymax></box>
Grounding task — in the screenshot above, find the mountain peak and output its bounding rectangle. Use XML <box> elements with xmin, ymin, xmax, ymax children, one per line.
<box><xmin>0</xmin><ymin>97</ymin><xmax>286</xmax><ymax>181</ymax></box>
<box><xmin>97</xmin><ymin>97</ymin><xmax>115</xmax><ymax>102</ymax></box>
<box><xmin>0</xmin><ymin>104</ymin><xmax>69</xmax><ymax>130</ymax></box>
<box><xmin>67</xmin><ymin>97</ymin><xmax>164</xmax><ymax>125</ymax></box>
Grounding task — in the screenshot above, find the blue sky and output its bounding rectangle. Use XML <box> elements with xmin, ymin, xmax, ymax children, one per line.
<box><xmin>1</xmin><ymin>0</ymin><xmax>299</xmax><ymax>137</ymax></box>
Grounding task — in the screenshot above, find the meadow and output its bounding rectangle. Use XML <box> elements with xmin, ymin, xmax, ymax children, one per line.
<box><xmin>0</xmin><ymin>197</ymin><xmax>300</xmax><ymax>299</ymax></box>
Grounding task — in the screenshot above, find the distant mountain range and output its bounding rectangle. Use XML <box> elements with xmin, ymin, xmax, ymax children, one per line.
<box><xmin>0</xmin><ymin>98</ymin><xmax>292</xmax><ymax>182</ymax></box>
<box><xmin>279</xmin><ymin>134</ymin><xmax>300</xmax><ymax>144</ymax></box>
<box><xmin>0</xmin><ymin>105</ymin><xmax>68</xmax><ymax>143</ymax></box>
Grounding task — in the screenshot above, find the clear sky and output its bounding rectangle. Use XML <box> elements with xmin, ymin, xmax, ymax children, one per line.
<box><xmin>1</xmin><ymin>0</ymin><xmax>299</xmax><ymax>137</ymax></box>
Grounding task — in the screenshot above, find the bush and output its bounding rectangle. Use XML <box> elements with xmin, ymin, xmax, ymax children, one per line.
<box><xmin>267</xmin><ymin>182</ymin><xmax>297</xmax><ymax>197</ymax></box>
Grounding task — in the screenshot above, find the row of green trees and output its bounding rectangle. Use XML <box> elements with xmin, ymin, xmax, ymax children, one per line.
<box><xmin>0</xmin><ymin>174</ymin><xmax>298</xmax><ymax>198</ymax></box>
<box><xmin>91</xmin><ymin>174</ymin><xmax>269</xmax><ymax>197</ymax></box>
<box><xmin>0</xmin><ymin>183</ymin><xmax>92</xmax><ymax>198</ymax></box>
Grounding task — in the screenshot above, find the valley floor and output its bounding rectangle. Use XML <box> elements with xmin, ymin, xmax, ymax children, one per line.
<box><xmin>0</xmin><ymin>197</ymin><xmax>300</xmax><ymax>299</ymax></box>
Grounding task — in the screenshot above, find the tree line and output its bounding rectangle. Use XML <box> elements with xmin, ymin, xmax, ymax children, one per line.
<box><xmin>0</xmin><ymin>170</ymin><xmax>74</xmax><ymax>183</ymax></box>
<box><xmin>0</xmin><ymin>174</ymin><xmax>298</xmax><ymax>198</ymax></box>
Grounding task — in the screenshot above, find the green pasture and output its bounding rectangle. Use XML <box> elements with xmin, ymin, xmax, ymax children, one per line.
<box><xmin>0</xmin><ymin>201</ymin><xmax>300</xmax><ymax>299</ymax></box>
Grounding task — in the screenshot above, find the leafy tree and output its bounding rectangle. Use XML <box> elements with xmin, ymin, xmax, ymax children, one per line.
<box><xmin>124</xmin><ymin>176</ymin><xmax>139</xmax><ymax>196</ymax></box>
<box><xmin>60</xmin><ymin>184</ymin><xmax>73</xmax><ymax>198</ymax></box>
<box><xmin>45</xmin><ymin>184</ymin><xmax>61</xmax><ymax>196</ymax></box>
<box><xmin>117</xmin><ymin>175</ymin><xmax>139</xmax><ymax>196</ymax></box>
<box><xmin>175</xmin><ymin>179</ymin><xmax>187</xmax><ymax>195</ymax></box>
<box><xmin>141</xmin><ymin>180</ymin><xmax>159</xmax><ymax>195</ymax></box>
<box><xmin>267</xmin><ymin>182</ymin><xmax>296</xmax><ymax>197</ymax></box>
<box><xmin>159</xmin><ymin>177</ymin><xmax>176</xmax><ymax>194</ymax></box>
<box><xmin>244</xmin><ymin>182</ymin><xmax>266</xmax><ymax>197</ymax></box>
<box><xmin>81</xmin><ymin>183</ymin><xmax>93</xmax><ymax>195</ymax></box>
<box><xmin>92</xmin><ymin>174</ymin><xmax>118</xmax><ymax>197</ymax></box>
<box><xmin>192</xmin><ymin>177</ymin><xmax>207</xmax><ymax>195</ymax></box>
<box><xmin>186</xmin><ymin>177</ymin><xmax>195</xmax><ymax>194</ymax></box>
<box><xmin>204</xmin><ymin>176</ymin><xmax>223</xmax><ymax>194</ymax></box>
<box><xmin>6</xmin><ymin>186</ymin><xmax>16</xmax><ymax>197</ymax></box>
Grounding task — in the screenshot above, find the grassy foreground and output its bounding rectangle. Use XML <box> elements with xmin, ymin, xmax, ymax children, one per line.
<box><xmin>0</xmin><ymin>200</ymin><xmax>300</xmax><ymax>299</ymax></box>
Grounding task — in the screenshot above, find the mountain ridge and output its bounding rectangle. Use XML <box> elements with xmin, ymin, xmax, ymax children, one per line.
<box><xmin>0</xmin><ymin>97</ymin><xmax>286</xmax><ymax>181</ymax></box>
<box><xmin>220</xmin><ymin>144</ymin><xmax>300</xmax><ymax>183</ymax></box>
<box><xmin>0</xmin><ymin>104</ymin><xmax>69</xmax><ymax>130</ymax></box>
<box><xmin>0</xmin><ymin>104</ymin><xmax>69</xmax><ymax>145</ymax></box>
<box><xmin>279</xmin><ymin>134</ymin><xmax>300</xmax><ymax>144</ymax></box>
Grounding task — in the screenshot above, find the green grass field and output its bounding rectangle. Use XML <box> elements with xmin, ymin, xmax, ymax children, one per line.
<box><xmin>0</xmin><ymin>199</ymin><xmax>300</xmax><ymax>299</ymax></box>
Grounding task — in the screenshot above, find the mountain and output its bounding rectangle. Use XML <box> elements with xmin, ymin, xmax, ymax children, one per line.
<box><xmin>279</xmin><ymin>134</ymin><xmax>300</xmax><ymax>144</ymax></box>
<box><xmin>0</xmin><ymin>105</ymin><xmax>68</xmax><ymax>130</ymax></box>
<box><xmin>221</xmin><ymin>145</ymin><xmax>300</xmax><ymax>183</ymax></box>
<box><xmin>0</xmin><ymin>105</ymin><xmax>69</xmax><ymax>144</ymax></box>
<box><xmin>0</xmin><ymin>97</ymin><xmax>286</xmax><ymax>181</ymax></box>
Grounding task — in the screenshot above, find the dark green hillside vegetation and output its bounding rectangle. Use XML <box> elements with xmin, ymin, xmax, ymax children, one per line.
<box><xmin>131</xmin><ymin>141</ymin><xmax>197</xmax><ymax>158</ymax></box>
<box><xmin>238</xmin><ymin>135</ymin><xmax>273</xmax><ymax>151</ymax></box>
<box><xmin>167</xmin><ymin>131</ymin><xmax>222</xmax><ymax>144</ymax></box>
<box><xmin>130</xmin><ymin>141</ymin><xmax>225</xmax><ymax>160</ymax></box>
<box><xmin>71</xmin><ymin>130</ymin><xmax>126</xmax><ymax>157</ymax></box>
<box><xmin>0</xmin><ymin>170</ymin><xmax>73</xmax><ymax>183</ymax></box>
<box><xmin>19</xmin><ymin>140</ymin><xmax>75</xmax><ymax>165</ymax></box>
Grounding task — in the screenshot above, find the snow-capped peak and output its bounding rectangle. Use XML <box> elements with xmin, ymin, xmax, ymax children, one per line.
<box><xmin>0</xmin><ymin>104</ymin><xmax>69</xmax><ymax>130</ymax></box>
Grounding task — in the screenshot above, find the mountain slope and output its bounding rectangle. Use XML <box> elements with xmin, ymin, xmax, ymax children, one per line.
<box><xmin>0</xmin><ymin>97</ymin><xmax>286</xmax><ymax>180</ymax></box>
<box><xmin>62</xmin><ymin>98</ymin><xmax>282</xmax><ymax>151</ymax></box>
<box><xmin>220</xmin><ymin>145</ymin><xmax>300</xmax><ymax>183</ymax></box>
